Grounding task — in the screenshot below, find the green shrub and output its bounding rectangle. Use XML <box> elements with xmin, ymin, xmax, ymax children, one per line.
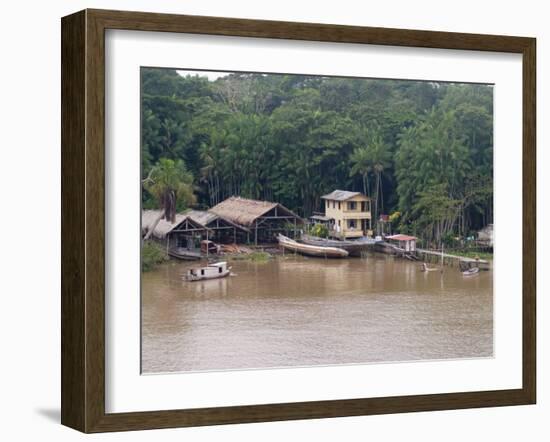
<box><xmin>310</xmin><ymin>223</ymin><xmax>329</xmax><ymax>238</ymax></box>
<box><xmin>142</xmin><ymin>241</ymin><xmax>168</xmax><ymax>272</ymax></box>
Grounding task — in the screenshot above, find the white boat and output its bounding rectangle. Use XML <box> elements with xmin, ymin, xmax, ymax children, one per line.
<box><xmin>462</xmin><ymin>267</ymin><xmax>480</xmax><ymax>276</ymax></box>
<box><xmin>277</xmin><ymin>234</ymin><xmax>349</xmax><ymax>258</ymax></box>
<box><xmin>184</xmin><ymin>261</ymin><xmax>232</xmax><ymax>281</ymax></box>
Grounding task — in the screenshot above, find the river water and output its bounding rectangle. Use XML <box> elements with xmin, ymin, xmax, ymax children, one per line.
<box><xmin>141</xmin><ymin>254</ymin><xmax>493</xmax><ymax>374</ymax></box>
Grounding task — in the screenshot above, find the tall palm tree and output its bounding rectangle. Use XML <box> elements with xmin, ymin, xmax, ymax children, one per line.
<box><xmin>367</xmin><ymin>135</ymin><xmax>392</xmax><ymax>220</ymax></box>
<box><xmin>143</xmin><ymin>158</ymin><xmax>196</xmax><ymax>239</ymax></box>
<box><xmin>350</xmin><ymin>146</ymin><xmax>372</xmax><ymax>198</ymax></box>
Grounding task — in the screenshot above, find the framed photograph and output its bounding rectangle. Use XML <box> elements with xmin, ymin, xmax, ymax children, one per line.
<box><xmin>61</xmin><ymin>9</ymin><xmax>536</xmax><ymax>433</ymax></box>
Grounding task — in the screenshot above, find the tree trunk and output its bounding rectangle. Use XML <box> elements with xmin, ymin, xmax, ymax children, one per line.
<box><xmin>143</xmin><ymin>210</ymin><xmax>164</xmax><ymax>240</ymax></box>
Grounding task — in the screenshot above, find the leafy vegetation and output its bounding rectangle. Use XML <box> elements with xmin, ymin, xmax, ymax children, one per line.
<box><xmin>142</xmin><ymin>69</ymin><xmax>493</xmax><ymax>246</ymax></box>
<box><xmin>310</xmin><ymin>223</ymin><xmax>329</xmax><ymax>238</ymax></box>
<box><xmin>141</xmin><ymin>241</ymin><xmax>169</xmax><ymax>272</ymax></box>
<box><xmin>229</xmin><ymin>251</ymin><xmax>272</xmax><ymax>262</ymax></box>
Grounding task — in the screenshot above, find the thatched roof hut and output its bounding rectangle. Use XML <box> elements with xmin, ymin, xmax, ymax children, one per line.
<box><xmin>210</xmin><ymin>196</ymin><xmax>301</xmax><ymax>227</ymax></box>
<box><xmin>142</xmin><ymin>210</ymin><xmax>210</xmax><ymax>240</ymax></box>
<box><xmin>185</xmin><ymin>209</ymin><xmax>250</xmax><ymax>233</ymax></box>
<box><xmin>209</xmin><ymin>197</ymin><xmax>303</xmax><ymax>244</ymax></box>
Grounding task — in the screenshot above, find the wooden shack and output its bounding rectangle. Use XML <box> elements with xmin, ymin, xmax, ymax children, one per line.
<box><xmin>385</xmin><ymin>234</ymin><xmax>417</xmax><ymax>252</ymax></box>
<box><xmin>185</xmin><ymin>209</ymin><xmax>250</xmax><ymax>244</ymax></box>
<box><xmin>141</xmin><ymin>210</ymin><xmax>211</xmax><ymax>257</ymax></box>
<box><xmin>209</xmin><ymin>196</ymin><xmax>304</xmax><ymax>244</ymax></box>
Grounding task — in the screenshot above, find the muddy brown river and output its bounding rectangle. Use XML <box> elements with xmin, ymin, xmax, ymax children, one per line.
<box><xmin>141</xmin><ymin>254</ymin><xmax>493</xmax><ymax>374</ymax></box>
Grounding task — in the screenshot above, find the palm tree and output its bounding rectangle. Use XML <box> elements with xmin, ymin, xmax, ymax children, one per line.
<box><xmin>143</xmin><ymin>158</ymin><xmax>196</xmax><ymax>239</ymax></box>
<box><xmin>367</xmin><ymin>135</ymin><xmax>392</xmax><ymax>220</ymax></box>
<box><xmin>350</xmin><ymin>146</ymin><xmax>372</xmax><ymax>198</ymax></box>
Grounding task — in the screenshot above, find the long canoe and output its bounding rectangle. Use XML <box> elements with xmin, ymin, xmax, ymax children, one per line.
<box><xmin>300</xmin><ymin>234</ymin><xmax>374</xmax><ymax>257</ymax></box>
<box><xmin>277</xmin><ymin>234</ymin><xmax>348</xmax><ymax>258</ymax></box>
<box><xmin>168</xmin><ymin>247</ymin><xmax>201</xmax><ymax>260</ymax></box>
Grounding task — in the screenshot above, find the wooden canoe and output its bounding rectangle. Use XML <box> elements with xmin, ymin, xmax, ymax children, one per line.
<box><xmin>168</xmin><ymin>247</ymin><xmax>201</xmax><ymax>260</ymax></box>
<box><xmin>277</xmin><ymin>234</ymin><xmax>348</xmax><ymax>258</ymax></box>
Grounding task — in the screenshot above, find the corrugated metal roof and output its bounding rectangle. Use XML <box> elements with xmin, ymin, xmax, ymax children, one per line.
<box><xmin>310</xmin><ymin>215</ymin><xmax>332</xmax><ymax>221</ymax></box>
<box><xmin>321</xmin><ymin>190</ymin><xmax>367</xmax><ymax>201</ymax></box>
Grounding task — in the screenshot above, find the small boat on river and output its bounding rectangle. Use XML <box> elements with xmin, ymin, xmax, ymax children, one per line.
<box><xmin>184</xmin><ymin>261</ymin><xmax>232</xmax><ymax>281</ymax></box>
<box><xmin>277</xmin><ymin>234</ymin><xmax>349</xmax><ymax>258</ymax></box>
<box><xmin>462</xmin><ymin>267</ymin><xmax>480</xmax><ymax>276</ymax></box>
<box><xmin>420</xmin><ymin>262</ymin><xmax>440</xmax><ymax>272</ymax></box>
<box><xmin>299</xmin><ymin>234</ymin><xmax>375</xmax><ymax>257</ymax></box>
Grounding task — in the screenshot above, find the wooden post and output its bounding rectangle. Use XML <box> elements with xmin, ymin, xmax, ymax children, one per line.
<box><xmin>233</xmin><ymin>227</ymin><xmax>236</xmax><ymax>244</ymax></box>
<box><xmin>206</xmin><ymin>229</ymin><xmax>209</xmax><ymax>259</ymax></box>
<box><xmin>254</xmin><ymin>221</ymin><xmax>258</xmax><ymax>245</ymax></box>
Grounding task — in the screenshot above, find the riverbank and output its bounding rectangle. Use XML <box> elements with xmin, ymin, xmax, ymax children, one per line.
<box><xmin>143</xmin><ymin>242</ymin><xmax>494</xmax><ymax>272</ymax></box>
<box><xmin>443</xmin><ymin>250</ymin><xmax>493</xmax><ymax>260</ymax></box>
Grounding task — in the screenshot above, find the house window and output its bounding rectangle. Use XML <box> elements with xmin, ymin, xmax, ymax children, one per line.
<box><xmin>348</xmin><ymin>201</ymin><xmax>357</xmax><ymax>210</ymax></box>
<box><xmin>338</xmin><ymin>220</ymin><xmax>341</xmax><ymax>226</ymax></box>
<box><xmin>338</xmin><ymin>202</ymin><xmax>341</xmax><ymax>210</ymax></box>
<box><xmin>348</xmin><ymin>219</ymin><xmax>356</xmax><ymax>229</ymax></box>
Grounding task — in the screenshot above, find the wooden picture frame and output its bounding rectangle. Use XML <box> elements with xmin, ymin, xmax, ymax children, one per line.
<box><xmin>61</xmin><ymin>9</ymin><xmax>536</xmax><ymax>433</ymax></box>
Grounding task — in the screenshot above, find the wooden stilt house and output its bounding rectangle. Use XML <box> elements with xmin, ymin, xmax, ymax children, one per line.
<box><xmin>141</xmin><ymin>210</ymin><xmax>211</xmax><ymax>256</ymax></box>
<box><xmin>209</xmin><ymin>196</ymin><xmax>304</xmax><ymax>244</ymax></box>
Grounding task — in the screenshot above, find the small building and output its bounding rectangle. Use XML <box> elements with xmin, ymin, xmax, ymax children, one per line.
<box><xmin>321</xmin><ymin>190</ymin><xmax>372</xmax><ymax>239</ymax></box>
<box><xmin>142</xmin><ymin>210</ymin><xmax>211</xmax><ymax>251</ymax></box>
<box><xmin>385</xmin><ymin>234</ymin><xmax>417</xmax><ymax>252</ymax></box>
<box><xmin>210</xmin><ymin>196</ymin><xmax>304</xmax><ymax>244</ymax></box>
<box><xmin>185</xmin><ymin>209</ymin><xmax>251</xmax><ymax>244</ymax></box>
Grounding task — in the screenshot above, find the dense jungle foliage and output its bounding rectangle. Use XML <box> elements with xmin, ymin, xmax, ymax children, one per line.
<box><xmin>141</xmin><ymin>68</ymin><xmax>493</xmax><ymax>244</ymax></box>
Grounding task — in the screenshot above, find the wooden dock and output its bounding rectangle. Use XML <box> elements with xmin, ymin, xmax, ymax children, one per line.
<box><xmin>416</xmin><ymin>248</ymin><xmax>491</xmax><ymax>270</ymax></box>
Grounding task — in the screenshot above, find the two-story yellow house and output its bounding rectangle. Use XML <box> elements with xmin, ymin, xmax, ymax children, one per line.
<box><xmin>321</xmin><ymin>190</ymin><xmax>372</xmax><ymax>239</ymax></box>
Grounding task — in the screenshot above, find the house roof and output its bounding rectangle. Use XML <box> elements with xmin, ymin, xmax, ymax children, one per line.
<box><xmin>386</xmin><ymin>234</ymin><xmax>417</xmax><ymax>242</ymax></box>
<box><xmin>321</xmin><ymin>190</ymin><xmax>369</xmax><ymax>201</ymax></box>
<box><xmin>141</xmin><ymin>210</ymin><xmax>209</xmax><ymax>239</ymax></box>
<box><xmin>210</xmin><ymin>196</ymin><xmax>302</xmax><ymax>227</ymax></box>
<box><xmin>310</xmin><ymin>215</ymin><xmax>332</xmax><ymax>222</ymax></box>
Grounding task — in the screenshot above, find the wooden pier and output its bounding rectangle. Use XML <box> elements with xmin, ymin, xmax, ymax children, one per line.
<box><xmin>416</xmin><ymin>248</ymin><xmax>491</xmax><ymax>271</ymax></box>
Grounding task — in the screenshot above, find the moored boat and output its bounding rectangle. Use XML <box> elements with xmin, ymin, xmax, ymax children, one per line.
<box><xmin>300</xmin><ymin>234</ymin><xmax>375</xmax><ymax>256</ymax></box>
<box><xmin>277</xmin><ymin>234</ymin><xmax>348</xmax><ymax>258</ymax></box>
<box><xmin>462</xmin><ymin>267</ymin><xmax>480</xmax><ymax>276</ymax></box>
<box><xmin>168</xmin><ymin>247</ymin><xmax>201</xmax><ymax>260</ymax></box>
<box><xmin>184</xmin><ymin>261</ymin><xmax>232</xmax><ymax>281</ymax></box>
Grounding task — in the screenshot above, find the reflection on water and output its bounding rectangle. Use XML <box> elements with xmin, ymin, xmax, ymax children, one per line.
<box><xmin>141</xmin><ymin>255</ymin><xmax>493</xmax><ymax>373</ymax></box>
